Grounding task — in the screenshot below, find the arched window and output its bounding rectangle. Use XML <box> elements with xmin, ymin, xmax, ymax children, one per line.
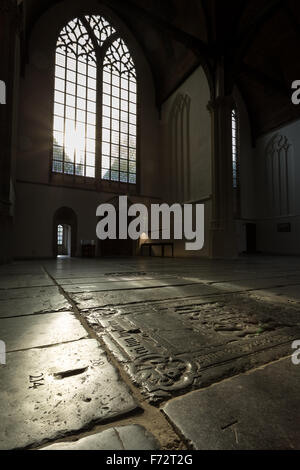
<box><xmin>52</xmin><ymin>16</ymin><xmax>137</xmax><ymax>185</ymax></box>
<box><xmin>231</xmin><ymin>107</ymin><xmax>240</xmax><ymax>217</ymax></box>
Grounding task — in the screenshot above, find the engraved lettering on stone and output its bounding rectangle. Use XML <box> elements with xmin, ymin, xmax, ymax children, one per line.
<box><xmin>29</xmin><ymin>374</ymin><xmax>44</xmax><ymax>389</ymax></box>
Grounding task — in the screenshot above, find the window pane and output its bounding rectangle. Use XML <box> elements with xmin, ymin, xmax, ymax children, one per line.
<box><xmin>53</xmin><ymin>161</ymin><xmax>63</xmax><ymax>173</ymax></box>
<box><xmin>66</xmin><ymin>94</ymin><xmax>75</xmax><ymax>107</ymax></box>
<box><xmin>56</xmin><ymin>54</ymin><xmax>65</xmax><ymax>67</ymax></box>
<box><xmin>66</xmin><ymin>106</ymin><xmax>75</xmax><ymax>120</ymax></box>
<box><xmin>102</xmin><ymin>117</ymin><xmax>110</xmax><ymax>129</ymax></box>
<box><xmin>53</xmin><ymin>146</ymin><xmax>63</xmax><ymax>161</ymax></box>
<box><xmin>53</xmin><ymin>116</ymin><xmax>64</xmax><ymax>132</ymax></box>
<box><xmin>102</xmin><ymin>142</ymin><xmax>110</xmax><ymax>155</ymax></box>
<box><xmin>87</xmin><ymin>125</ymin><xmax>96</xmax><ymax>139</ymax></box>
<box><xmin>54</xmin><ymin>90</ymin><xmax>64</xmax><ymax>104</ymax></box>
<box><xmin>88</xmin><ymin>77</ymin><xmax>96</xmax><ymax>89</ymax></box>
<box><xmin>86</xmin><ymin>166</ymin><xmax>95</xmax><ymax>178</ymax></box>
<box><xmin>86</xmin><ymin>153</ymin><xmax>95</xmax><ymax>167</ymax></box>
<box><xmin>55</xmin><ymin>67</ymin><xmax>66</xmax><ymax>79</ymax></box>
<box><xmin>102</xmin><ymin>168</ymin><xmax>110</xmax><ymax>180</ymax></box>
<box><xmin>54</xmin><ymin>102</ymin><xmax>64</xmax><ymax>117</ymax></box>
<box><xmin>66</xmin><ymin>69</ymin><xmax>76</xmax><ymax>82</ymax></box>
<box><xmin>102</xmin><ymin>156</ymin><xmax>110</xmax><ymax>168</ymax></box>
<box><xmin>102</xmin><ymin>128</ymin><xmax>110</xmax><ymax>142</ymax></box>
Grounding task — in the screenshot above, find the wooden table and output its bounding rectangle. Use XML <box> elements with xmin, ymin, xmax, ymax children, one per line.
<box><xmin>141</xmin><ymin>242</ymin><xmax>174</xmax><ymax>258</ymax></box>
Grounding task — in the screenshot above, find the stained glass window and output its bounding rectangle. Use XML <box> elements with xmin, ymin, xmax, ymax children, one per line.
<box><xmin>52</xmin><ymin>15</ymin><xmax>137</xmax><ymax>185</ymax></box>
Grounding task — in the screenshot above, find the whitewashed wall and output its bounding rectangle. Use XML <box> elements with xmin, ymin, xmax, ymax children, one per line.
<box><xmin>254</xmin><ymin>119</ymin><xmax>300</xmax><ymax>255</ymax></box>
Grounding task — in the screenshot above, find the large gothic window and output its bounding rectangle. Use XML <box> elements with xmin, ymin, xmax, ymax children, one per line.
<box><xmin>52</xmin><ymin>16</ymin><xmax>137</xmax><ymax>185</ymax></box>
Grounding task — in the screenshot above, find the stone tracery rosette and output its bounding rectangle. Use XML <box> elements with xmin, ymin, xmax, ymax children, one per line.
<box><xmin>127</xmin><ymin>354</ymin><xmax>196</xmax><ymax>403</ymax></box>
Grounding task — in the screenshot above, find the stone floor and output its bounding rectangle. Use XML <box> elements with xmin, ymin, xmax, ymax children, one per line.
<box><xmin>0</xmin><ymin>255</ymin><xmax>300</xmax><ymax>450</ymax></box>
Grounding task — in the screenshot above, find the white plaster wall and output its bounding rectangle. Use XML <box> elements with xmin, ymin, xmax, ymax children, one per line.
<box><xmin>159</xmin><ymin>65</ymin><xmax>212</xmax><ymax>258</ymax></box>
<box><xmin>255</xmin><ymin>119</ymin><xmax>300</xmax><ymax>254</ymax></box>
<box><xmin>14</xmin><ymin>182</ymin><xmax>161</xmax><ymax>259</ymax></box>
<box><xmin>161</xmin><ymin>65</ymin><xmax>212</xmax><ymax>204</ymax></box>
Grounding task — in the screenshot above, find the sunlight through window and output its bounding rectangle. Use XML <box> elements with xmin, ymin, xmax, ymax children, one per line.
<box><xmin>52</xmin><ymin>15</ymin><xmax>137</xmax><ymax>184</ymax></box>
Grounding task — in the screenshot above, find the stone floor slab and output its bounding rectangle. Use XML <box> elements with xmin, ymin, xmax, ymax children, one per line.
<box><xmin>0</xmin><ymin>294</ymin><xmax>71</xmax><ymax>318</ymax></box>
<box><xmin>0</xmin><ymin>311</ymin><xmax>88</xmax><ymax>351</ymax></box>
<box><xmin>57</xmin><ymin>274</ymin><xmax>181</xmax><ymax>285</ymax></box>
<box><xmin>0</xmin><ymin>275</ymin><xmax>53</xmax><ymax>289</ymax></box>
<box><xmin>61</xmin><ymin>279</ymin><xmax>200</xmax><ymax>294</ymax></box>
<box><xmin>210</xmin><ymin>277</ymin><xmax>300</xmax><ymax>293</ymax></box>
<box><xmin>163</xmin><ymin>357</ymin><xmax>300</xmax><ymax>450</ymax></box>
<box><xmin>250</xmin><ymin>285</ymin><xmax>300</xmax><ymax>303</ymax></box>
<box><xmin>85</xmin><ymin>293</ymin><xmax>300</xmax><ymax>403</ymax></box>
<box><xmin>72</xmin><ymin>284</ymin><xmax>220</xmax><ymax>309</ymax></box>
<box><xmin>42</xmin><ymin>425</ymin><xmax>160</xmax><ymax>450</ymax></box>
<box><xmin>0</xmin><ymin>286</ymin><xmax>61</xmax><ymax>301</ymax></box>
<box><xmin>0</xmin><ymin>339</ymin><xmax>138</xmax><ymax>450</ymax></box>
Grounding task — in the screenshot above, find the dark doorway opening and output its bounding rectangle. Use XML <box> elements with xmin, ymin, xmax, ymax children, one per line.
<box><xmin>246</xmin><ymin>223</ymin><xmax>257</xmax><ymax>254</ymax></box>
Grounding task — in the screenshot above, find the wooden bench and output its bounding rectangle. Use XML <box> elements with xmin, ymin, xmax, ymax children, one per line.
<box><xmin>141</xmin><ymin>242</ymin><xmax>174</xmax><ymax>258</ymax></box>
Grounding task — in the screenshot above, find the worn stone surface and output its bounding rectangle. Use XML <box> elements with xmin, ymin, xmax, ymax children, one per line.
<box><xmin>81</xmin><ymin>293</ymin><xmax>300</xmax><ymax>403</ymax></box>
<box><xmin>42</xmin><ymin>425</ymin><xmax>160</xmax><ymax>450</ymax></box>
<box><xmin>0</xmin><ymin>294</ymin><xmax>71</xmax><ymax>318</ymax></box>
<box><xmin>0</xmin><ymin>274</ymin><xmax>53</xmax><ymax>289</ymax></box>
<box><xmin>0</xmin><ymin>312</ymin><xmax>88</xmax><ymax>351</ymax></box>
<box><xmin>163</xmin><ymin>358</ymin><xmax>300</xmax><ymax>450</ymax></box>
<box><xmin>0</xmin><ymin>339</ymin><xmax>138</xmax><ymax>450</ymax></box>
<box><xmin>0</xmin><ymin>286</ymin><xmax>61</xmax><ymax>301</ymax></box>
<box><xmin>1</xmin><ymin>256</ymin><xmax>300</xmax><ymax>450</ymax></box>
<box><xmin>249</xmin><ymin>285</ymin><xmax>300</xmax><ymax>303</ymax></box>
<box><xmin>72</xmin><ymin>284</ymin><xmax>220</xmax><ymax>309</ymax></box>
<box><xmin>208</xmin><ymin>277</ymin><xmax>300</xmax><ymax>293</ymax></box>
<box><xmin>57</xmin><ymin>274</ymin><xmax>181</xmax><ymax>285</ymax></box>
<box><xmin>61</xmin><ymin>278</ymin><xmax>200</xmax><ymax>294</ymax></box>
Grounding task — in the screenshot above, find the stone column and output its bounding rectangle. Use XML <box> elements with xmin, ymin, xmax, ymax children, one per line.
<box><xmin>207</xmin><ymin>94</ymin><xmax>238</xmax><ymax>259</ymax></box>
<box><xmin>0</xmin><ymin>0</ymin><xmax>21</xmax><ymax>264</ymax></box>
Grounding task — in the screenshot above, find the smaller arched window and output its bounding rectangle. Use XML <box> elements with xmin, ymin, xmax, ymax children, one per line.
<box><xmin>231</xmin><ymin>108</ymin><xmax>240</xmax><ymax>217</ymax></box>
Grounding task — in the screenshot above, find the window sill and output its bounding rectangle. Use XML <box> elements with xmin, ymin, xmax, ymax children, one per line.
<box><xmin>50</xmin><ymin>172</ymin><xmax>137</xmax><ymax>194</ymax></box>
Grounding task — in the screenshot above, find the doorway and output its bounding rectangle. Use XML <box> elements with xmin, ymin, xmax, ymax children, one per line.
<box><xmin>53</xmin><ymin>207</ymin><xmax>77</xmax><ymax>258</ymax></box>
<box><xmin>246</xmin><ymin>223</ymin><xmax>257</xmax><ymax>254</ymax></box>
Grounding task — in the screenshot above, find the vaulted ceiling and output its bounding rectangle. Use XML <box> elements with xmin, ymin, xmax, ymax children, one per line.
<box><xmin>20</xmin><ymin>0</ymin><xmax>300</xmax><ymax>138</ymax></box>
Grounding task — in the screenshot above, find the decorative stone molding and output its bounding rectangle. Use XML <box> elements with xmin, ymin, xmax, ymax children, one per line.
<box><xmin>128</xmin><ymin>355</ymin><xmax>196</xmax><ymax>403</ymax></box>
<box><xmin>169</xmin><ymin>92</ymin><xmax>191</xmax><ymax>203</ymax></box>
<box><xmin>265</xmin><ymin>133</ymin><xmax>295</xmax><ymax>217</ymax></box>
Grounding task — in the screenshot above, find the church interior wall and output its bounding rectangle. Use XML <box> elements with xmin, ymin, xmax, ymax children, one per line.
<box><xmin>254</xmin><ymin>119</ymin><xmax>300</xmax><ymax>255</ymax></box>
<box><xmin>14</xmin><ymin>0</ymin><xmax>160</xmax><ymax>259</ymax></box>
